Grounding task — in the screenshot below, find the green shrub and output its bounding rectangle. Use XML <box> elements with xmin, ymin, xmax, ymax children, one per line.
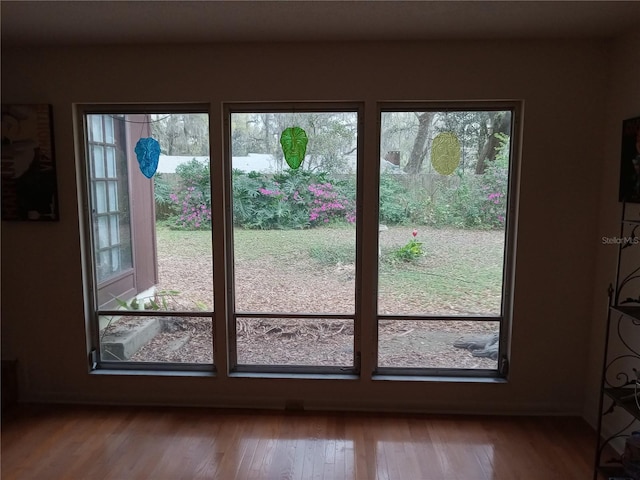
<box><xmin>391</xmin><ymin>236</ymin><xmax>425</xmax><ymax>262</ymax></box>
<box><xmin>232</xmin><ymin>169</ymin><xmax>311</xmax><ymax>229</ymax></box>
<box><xmin>426</xmin><ymin>135</ymin><xmax>509</xmax><ymax>229</ymax></box>
<box><xmin>232</xmin><ymin>169</ymin><xmax>356</xmax><ymax>230</ymax></box>
<box><xmin>379</xmin><ymin>173</ymin><xmax>412</xmax><ymax>225</ymax></box>
<box><xmin>158</xmin><ymin>158</ymin><xmax>212</xmax><ymax>230</ymax></box>
<box><xmin>153</xmin><ymin>173</ymin><xmax>176</xmax><ymax>221</ymax></box>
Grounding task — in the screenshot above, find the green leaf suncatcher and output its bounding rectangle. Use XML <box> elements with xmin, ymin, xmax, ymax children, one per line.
<box><xmin>280</xmin><ymin>126</ymin><xmax>308</xmax><ymax>170</ymax></box>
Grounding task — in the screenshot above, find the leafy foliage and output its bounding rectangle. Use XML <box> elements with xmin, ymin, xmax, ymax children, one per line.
<box><xmin>427</xmin><ymin>134</ymin><xmax>509</xmax><ymax>229</ymax></box>
<box><xmin>153</xmin><ymin>173</ymin><xmax>176</xmax><ymax>221</ymax></box>
<box><xmin>152</xmin><ymin>133</ymin><xmax>510</xmax><ymax>231</ymax></box>
<box><xmin>392</xmin><ymin>238</ymin><xmax>425</xmax><ymax>262</ymax></box>
<box><xmin>169</xmin><ymin>158</ymin><xmax>211</xmax><ymax>230</ymax></box>
<box><xmin>390</xmin><ymin>230</ymin><xmax>425</xmax><ymax>263</ymax></box>
<box><xmin>379</xmin><ymin>173</ymin><xmax>413</xmax><ymax>225</ymax></box>
<box><xmin>232</xmin><ymin>169</ymin><xmax>355</xmax><ymax>230</ymax></box>
<box><xmin>114</xmin><ymin>289</ymin><xmax>181</xmax><ymax>311</ymax></box>
<box><xmin>233</xmin><ymin>169</ymin><xmax>311</xmax><ymax>229</ymax></box>
<box><xmin>232</xmin><ymin>112</ymin><xmax>357</xmax><ymax>174</ymax></box>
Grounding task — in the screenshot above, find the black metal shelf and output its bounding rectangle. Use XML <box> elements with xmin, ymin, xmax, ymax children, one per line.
<box><xmin>604</xmin><ymin>387</ymin><xmax>640</xmax><ymax>421</ymax></box>
<box><xmin>596</xmin><ymin>465</ymin><xmax>631</xmax><ymax>479</ymax></box>
<box><xmin>611</xmin><ymin>306</ymin><xmax>640</xmax><ymax>323</ymax></box>
<box><xmin>594</xmin><ymin>202</ymin><xmax>640</xmax><ymax>480</ymax></box>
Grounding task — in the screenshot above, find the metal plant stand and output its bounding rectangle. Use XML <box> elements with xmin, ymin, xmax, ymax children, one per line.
<box><xmin>594</xmin><ymin>202</ymin><xmax>640</xmax><ymax>480</ymax></box>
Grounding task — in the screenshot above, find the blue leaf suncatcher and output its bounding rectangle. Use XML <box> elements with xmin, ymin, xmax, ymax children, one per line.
<box><xmin>134</xmin><ymin>137</ymin><xmax>161</xmax><ymax>178</ymax></box>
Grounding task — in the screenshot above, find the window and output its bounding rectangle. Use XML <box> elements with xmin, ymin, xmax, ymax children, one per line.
<box><xmin>79</xmin><ymin>101</ymin><xmax>518</xmax><ymax>378</ymax></box>
<box><xmin>80</xmin><ymin>106</ymin><xmax>213</xmax><ymax>369</ymax></box>
<box><xmin>376</xmin><ymin>105</ymin><xmax>517</xmax><ymax>375</ymax></box>
<box><xmin>226</xmin><ymin>106</ymin><xmax>361</xmax><ymax>373</ymax></box>
<box><xmin>88</xmin><ymin>114</ymin><xmax>133</xmax><ymax>284</ymax></box>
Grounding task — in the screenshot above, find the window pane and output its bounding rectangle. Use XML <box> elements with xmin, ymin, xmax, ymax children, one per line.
<box><xmin>231</xmin><ymin>111</ymin><xmax>358</xmax><ymax>315</ymax></box>
<box><xmin>236</xmin><ymin>317</ymin><xmax>353</xmax><ymax>367</ymax></box>
<box><xmin>120</xmin><ymin>236</ymin><xmax>132</xmax><ymax>271</ymax></box>
<box><xmin>92</xmin><ymin>145</ymin><xmax>105</xmax><ymax>178</ymax></box>
<box><xmin>94</xmin><ymin>182</ymin><xmax>107</xmax><ymax>214</ymax></box>
<box><xmin>140</xmin><ymin>113</ymin><xmax>214</xmax><ymax>312</ymax></box>
<box><xmin>88</xmin><ymin>114</ymin><xmax>133</xmax><ymax>285</ymax></box>
<box><xmin>109</xmin><ymin>215</ymin><xmax>119</xmax><ymax>244</ymax></box>
<box><xmin>378</xmin><ymin>319</ymin><xmax>499</xmax><ymax>369</ymax></box>
<box><xmin>97</xmin><ymin>216</ymin><xmax>109</xmax><ymax>248</ymax></box>
<box><xmin>86</xmin><ymin>110</ymin><xmax>213</xmax><ymax>370</ymax></box>
<box><xmin>105</xmin><ymin>146</ymin><xmax>116</xmax><ymax>178</ymax></box>
<box><xmin>377</xmin><ymin>109</ymin><xmax>512</xmax><ymax>373</ymax></box>
<box><xmin>97</xmin><ymin>251</ymin><xmax>110</xmax><ymax>281</ymax></box>
<box><xmin>107</xmin><ymin>181</ymin><xmax>118</xmax><ymax>212</ymax></box>
<box><xmin>378</xmin><ymin>110</ymin><xmax>510</xmax><ymax>317</ymax></box>
<box><xmin>90</xmin><ymin>115</ymin><xmax>103</xmax><ymax>143</ymax></box>
<box><xmin>111</xmin><ymin>247</ymin><xmax>120</xmax><ymax>272</ymax></box>
<box><xmin>104</xmin><ymin>115</ymin><xmax>114</xmax><ymax>144</ymax></box>
<box><xmin>99</xmin><ymin>315</ymin><xmax>213</xmax><ymax>364</ymax></box>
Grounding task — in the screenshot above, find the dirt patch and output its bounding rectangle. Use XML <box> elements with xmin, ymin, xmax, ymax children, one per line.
<box><xmin>107</xmin><ymin>226</ymin><xmax>502</xmax><ymax>370</ymax></box>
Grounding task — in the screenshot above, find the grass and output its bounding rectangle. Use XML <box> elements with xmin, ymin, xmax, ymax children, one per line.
<box><xmin>155</xmin><ymin>224</ymin><xmax>504</xmax><ymax>313</ymax></box>
<box><xmin>233</xmin><ymin>225</ymin><xmax>356</xmax><ymax>262</ymax></box>
<box><xmin>155</xmin><ymin>226</ymin><xmax>213</xmax><ymax>257</ymax></box>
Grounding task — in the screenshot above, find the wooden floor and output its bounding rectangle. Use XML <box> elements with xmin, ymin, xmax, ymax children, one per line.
<box><xmin>1</xmin><ymin>404</ymin><xmax>598</xmax><ymax>480</ymax></box>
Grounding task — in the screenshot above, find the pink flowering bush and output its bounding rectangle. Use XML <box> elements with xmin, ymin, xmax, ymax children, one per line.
<box><xmin>308</xmin><ymin>182</ymin><xmax>356</xmax><ymax>226</ymax></box>
<box><xmin>163</xmin><ymin>159</ymin><xmax>212</xmax><ymax>230</ymax></box>
<box><xmin>232</xmin><ymin>169</ymin><xmax>356</xmax><ymax>230</ymax></box>
<box><xmin>170</xmin><ymin>187</ymin><xmax>211</xmax><ymax>230</ymax></box>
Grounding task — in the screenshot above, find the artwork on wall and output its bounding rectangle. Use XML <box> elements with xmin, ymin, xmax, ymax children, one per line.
<box><xmin>619</xmin><ymin>115</ymin><xmax>640</xmax><ymax>203</ymax></box>
<box><xmin>1</xmin><ymin>104</ymin><xmax>59</xmax><ymax>221</ymax></box>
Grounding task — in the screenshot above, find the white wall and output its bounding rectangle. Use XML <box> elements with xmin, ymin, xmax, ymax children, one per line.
<box><xmin>1</xmin><ymin>39</ymin><xmax>610</xmax><ymax>414</ymax></box>
<box><xmin>584</xmin><ymin>31</ymin><xmax>640</xmax><ymax>426</ymax></box>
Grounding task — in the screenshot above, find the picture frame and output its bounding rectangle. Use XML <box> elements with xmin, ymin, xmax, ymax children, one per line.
<box><xmin>1</xmin><ymin>104</ymin><xmax>59</xmax><ymax>221</ymax></box>
<box><xmin>619</xmin><ymin>115</ymin><xmax>640</xmax><ymax>203</ymax></box>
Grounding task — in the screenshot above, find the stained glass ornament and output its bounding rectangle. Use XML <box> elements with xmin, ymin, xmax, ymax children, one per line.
<box><xmin>134</xmin><ymin>137</ymin><xmax>161</xmax><ymax>178</ymax></box>
<box><xmin>280</xmin><ymin>127</ymin><xmax>308</xmax><ymax>170</ymax></box>
<box><xmin>431</xmin><ymin>132</ymin><xmax>461</xmax><ymax>175</ymax></box>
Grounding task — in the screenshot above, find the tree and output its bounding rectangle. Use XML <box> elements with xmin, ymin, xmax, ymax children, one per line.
<box><xmin>230</xmin><ymin>112</ymin><xmax>357</xmax><ymax>174</ymax></box>
<box><xmin>403</xmin><ymin>112</ymin><xmax>435</xmax><ymax>174</ymax></box>
<box><xmin>475</xmin><ymin>111</ymin><xmax>511</xmax><ymax>174</ymax></box>
<box><xmin>151</xmin><ymin>114</ymin><xmax>209</xmax><ymax>156</ymax></box>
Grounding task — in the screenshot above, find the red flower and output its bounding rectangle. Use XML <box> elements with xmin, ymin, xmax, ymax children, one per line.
<box><xmin>412</xmin><ymin>229</ymin><xmax>418</xmax><ymax>237</ymax></box>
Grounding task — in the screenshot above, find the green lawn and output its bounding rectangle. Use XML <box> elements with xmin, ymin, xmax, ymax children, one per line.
<box><xmin>155</xmin><ymin>225</ymin><xmax>504</xmax><ymax>314</ymax></box>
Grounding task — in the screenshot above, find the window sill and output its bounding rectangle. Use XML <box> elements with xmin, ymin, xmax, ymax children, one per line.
<box><xmin>373</xmin><ymin>374</ymin><xmax>508</xmax><ymax>383</ymax></box>
<box><xmin>228</xmin><ymin>372</ymin><xmax>360</xmax><ymax>381</ymax></box>
<box><xmin>90</xmin><ymin>369</ymin><xmax>216</xmax><ymax>378</ymax></box>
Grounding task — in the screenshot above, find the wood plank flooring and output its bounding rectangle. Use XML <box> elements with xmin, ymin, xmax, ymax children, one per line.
<box><xmin>1</xmin><ymin>404</ymin><xmax>598</xmax><ymax>480</ymax></box>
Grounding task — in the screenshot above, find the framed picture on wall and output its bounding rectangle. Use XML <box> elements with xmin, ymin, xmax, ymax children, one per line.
<box><xmin>1</xmin><ymin>104</ymin><xmax>59</xmax><ymax>221</ymax></box>
<box><xmin>619</xmin><ymin>115</ymin><xmax>640</xmax><ymax>203</ymax></box>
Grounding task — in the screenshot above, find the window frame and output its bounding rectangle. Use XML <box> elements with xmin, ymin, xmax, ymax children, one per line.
<box><xmin>223</xmin><ymin>102</ymin><xmax>365</xmax><ymax>375</ymax></box>
<box><xmin>373</xmin><ymin>101</ymin><xmax>521</xmax><ymax>378</ymax></box>
<box><xmin>77</xmin><ymin>103</ymin><xmax>215</xmax><ymax>373</ymax></box>
<box><xmin>76</xmin><ymin>100</ymin><xmax>519</xmax><ymax>379</ymax></box>
<box><xmin>88</xmin><ymin>113</ymin><xmax>133</xmax><ymax>284</ymax></box>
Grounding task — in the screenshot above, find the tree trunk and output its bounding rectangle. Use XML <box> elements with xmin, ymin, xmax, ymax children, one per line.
<box><xmin>404</xmin><ymin>112</ymin><xmax>435</xmax><ymax>174</ymax></box>
<box><xmin>475</xmin><ymin>112</ymin><xmax>510</xmax><ymax>174</ymax></box>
